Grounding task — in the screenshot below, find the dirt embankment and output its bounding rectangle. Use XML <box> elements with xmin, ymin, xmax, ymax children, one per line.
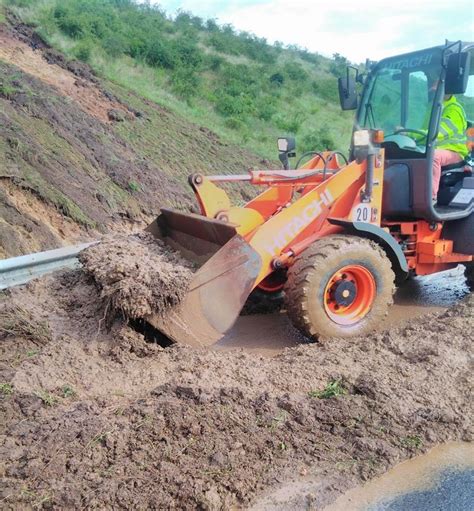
<box><xmin>0</xmin><ymin>18</ymin><xmax>271</xmax><ymax>258</ymax></box>
<box><xmin>0</xmin><ymin>264</ymin><xmax>472</xmax><ymax>509</ymax></box>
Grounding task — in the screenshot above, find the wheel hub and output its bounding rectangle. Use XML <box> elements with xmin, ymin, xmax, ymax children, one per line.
<box><xmin>332</xmin><ymin>280</ymin><xmax>356</xmax><ymax>307</ymax></box>
<box><xmin>323</xmin><ymin>265</ymin><xmax>377</xmax><ymax>326</ymax></box>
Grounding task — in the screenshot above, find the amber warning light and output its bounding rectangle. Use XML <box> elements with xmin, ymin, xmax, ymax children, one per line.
<box><xmin>373</xmin><ymin>130</ymin><xmax>384</xmax><ymax>144</ymax></box>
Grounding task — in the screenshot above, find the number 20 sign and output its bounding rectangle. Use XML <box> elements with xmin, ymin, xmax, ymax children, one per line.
<box><xmin>352</xmin><ymin>204</ymin><xmax>377</xmax><ymax>223</ymax></box>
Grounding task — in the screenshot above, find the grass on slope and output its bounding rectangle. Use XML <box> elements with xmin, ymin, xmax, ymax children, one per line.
<box><xmin>3</xmin><ymin>0</ymin><xmax>354</xmax><ymax>161</ymax></box>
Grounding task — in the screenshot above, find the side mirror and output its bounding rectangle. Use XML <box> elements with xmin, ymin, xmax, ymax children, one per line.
<box><xmin>338</xmin><ymin>74</ymin><xmax>358</xmax><ymax>110</ymax></box>
<box><xmin>445</xmin><ymin>52</ymin><xmax>470</xmax><ymax>94</ymax></box>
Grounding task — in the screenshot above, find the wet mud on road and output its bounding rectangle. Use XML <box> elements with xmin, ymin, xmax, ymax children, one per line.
<box><xmin>252</xmin><ymin>442</ymin><xmax>474</xmax><ymax>511</ymax></box>
<box><xmin>218</xmin><ymin>266</ymin><xmax>470</xmax><ymax>356</ymax></box>
<box><xmin>325</xmin><ymin>442</ymin><xmax>474</xmax><ymax>511</ymax></box>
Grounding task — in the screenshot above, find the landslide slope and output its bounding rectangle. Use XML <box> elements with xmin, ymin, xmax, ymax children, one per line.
<box><xmin>0</xmin><ymin>19</ymin><xmax>269</xmax><ymax>258</ymax></box>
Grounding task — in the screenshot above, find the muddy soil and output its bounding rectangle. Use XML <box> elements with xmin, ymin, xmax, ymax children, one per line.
<box><xmin>0</xmin><ymin>269</ymin><xmax>472</xmax><ymax>510</ymax></box>
<box><xmin>79</xmin><ymin>233</ymin><xmax>194</xmax><ymax>319</ymax></box>
<box><xmin>220</xmin><ymin>266</ymin><xmax>470</xmax><ymax>357</ymax></box>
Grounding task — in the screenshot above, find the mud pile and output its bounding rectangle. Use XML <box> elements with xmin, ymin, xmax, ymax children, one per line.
<box><xmin>0</xmin><ymin>270</ymin><xmax>472</xmax><ymax>510</ymax></box>
<box><xmin>79</xmin><ymin>233</ymin><xmax>194</xmax><ymax>319</ymax></box>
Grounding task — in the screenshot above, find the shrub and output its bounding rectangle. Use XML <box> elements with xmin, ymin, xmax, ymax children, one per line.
<box><xmin>298</xmin><ymin>49</ymin><xmax>321</xmax><ymax>66</ymax></box>
<box><xmin>127</xmin><ymin>37</ymin><xmax>147</xmax><ymax>59</ymax></box>
<box><xmin>285</xmin><ymin>61</ymin><xmax>308</xmax><ymax>82</ymax></box>
<box><xmin>53</xmin><ymin>5</ymin><xmax>84</xmax><ymax>38</ymax></box>
<box><xmin>301</xmin><ymin>126</ymin><xmax>335</xmax><ymax>152</ymax></box>
<box><xmin>270</xmin><ymin>72</ymin><xmax>285</xmax><ymax>86</ymax></box>
<box><xmin>173</xmin><ymin>37</ymin><xmax>202</xmax><ymax>70</ymax></box>
<box><xmin>204</xmin><ymin>54</ymin><xmax>225</xmax><ymax>72</ymax></box>
<box><xmin>274</xmin><ymin>112</ymin><xmax>306</xmax><ymax>134</ymax></box>
<box><xmin>171</xmin><ymin>69</ymin><xmax>200</xmax><ymax>100</ymax></box>
<box><xmin>330</xmin><ymin>53</ymin><xmax>349</xmax><ymax>77</ymax></box>
<box><xmin>145</xmin><ymin>39</ymin><xmax>176</xmax><ymax>69</ymax></box>
<box><xmin>214</xmin><ymin>92</ymin><xmax>254</xmax><ymax>118</ymax></box>
<box><xmin>255</xmin><ymin>96</ymin><xmax>277</xmax><ymax>121</ymax></box>
<box><xmin>102</xmin><ymin>34</ymin><xmax>128</xmax><ymax>57</ymax></box>
<box><xmin>73</xmin><ymin>40</ymin><xmax>93</xmax><ymax>62</ymax></box>
<box><xmin>6</xmin><ymin>0</ymin><xmax>36</xmax><ymax>6</ymax></box>
<box><xmin>311</xmin><ymin>78</ymin><xmax>339</xmax><ymax>103</ymax></box>
<box><xmin>224</xmin><ymin>116</ymin><xmax>245</xmax><ymax>131</ymax></box>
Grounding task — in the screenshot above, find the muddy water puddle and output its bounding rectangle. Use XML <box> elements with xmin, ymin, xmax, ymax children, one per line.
<box><xmin>326</xmin><ymin>442</ymin><xmax>474</xmax><ymax>511</ymax></box>
<box><xmin>390</xmin><ymin>265</ymin><xmax>468</xmax><ymax>320</ymax></box>
<box><xmin>217</xmin><ymin>266</ymin><xmax>470</xmax><ymax>356</ymax></box>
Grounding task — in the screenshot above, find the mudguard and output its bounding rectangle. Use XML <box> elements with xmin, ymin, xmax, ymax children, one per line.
<box><xmin>328</xmin><ymin>218</ymin><xmax>409</xmax><ymax>282</ymax></box>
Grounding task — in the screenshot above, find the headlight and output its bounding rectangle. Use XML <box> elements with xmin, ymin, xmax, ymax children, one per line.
<box><xmin>353</xmin><ymin>129</ymin><xmax>371</xmax><ymax>147</ymax></box>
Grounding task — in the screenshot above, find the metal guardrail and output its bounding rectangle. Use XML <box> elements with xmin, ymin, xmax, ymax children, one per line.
<box><xmin>0</xmin><ymin>242</ymin><xmax>97</xmax><ymax>290</ymax></box>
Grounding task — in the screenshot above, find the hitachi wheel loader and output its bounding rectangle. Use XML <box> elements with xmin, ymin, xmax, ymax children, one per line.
<box><xmin>146</xmin><ymin>41</ymin><xmax>474</xmax><ymax>346</ymax></box>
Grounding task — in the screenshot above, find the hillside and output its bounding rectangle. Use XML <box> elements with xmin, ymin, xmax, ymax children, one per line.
<box><xmin>0</xmin><ymin>1</ymin><xmax>355</xmax><ymax>259</ymax></box>
<box><xmin>0</xmin><ymin>14</ymin><xmax>275</xmax><ymax>258</ymax></box>
<box><xmin>1</xmin><ymin>0</ymin><xmax>353</xmax><ymax>159</ymax></box>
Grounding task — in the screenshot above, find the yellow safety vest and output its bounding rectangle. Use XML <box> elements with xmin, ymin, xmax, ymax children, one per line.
<box><xmin>436</xmin><ymin>96</ymin><xmax>468</xmax><ymax>158</ymax></box>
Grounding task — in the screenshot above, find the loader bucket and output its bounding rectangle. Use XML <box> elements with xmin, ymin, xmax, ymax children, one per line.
<box><xmin>145</xmin><ymin>208</ymin><xmax>262</xmax><ymax>346</ymax></box>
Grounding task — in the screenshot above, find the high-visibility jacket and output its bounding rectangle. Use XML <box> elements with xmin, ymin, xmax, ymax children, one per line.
<box><xmin>435</xmin><ymin>96</ymin><xmax>468</xmax><ymax>158</ymax></box>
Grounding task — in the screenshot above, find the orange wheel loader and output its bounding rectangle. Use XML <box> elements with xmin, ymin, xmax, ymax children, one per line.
<box><xmin>146</xmin><ymin>41</ymin><xmax>474</xmax><ymax>346</ymax></box>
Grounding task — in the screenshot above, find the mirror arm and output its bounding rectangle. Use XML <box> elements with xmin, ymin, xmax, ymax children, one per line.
<box><xmin>279</xmin><ymin>152</ymin><xmax>290</xmax><ymax>170</ymax></box>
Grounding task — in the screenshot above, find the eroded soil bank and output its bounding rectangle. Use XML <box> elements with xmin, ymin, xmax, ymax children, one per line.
<box><xmin>0</xmin><ymin>270</ymin><xmax>472</xmax><ymax>509</ymax></box>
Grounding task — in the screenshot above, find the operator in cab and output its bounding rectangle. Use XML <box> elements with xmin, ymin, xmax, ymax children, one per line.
<box><xmin>432</xmin><ymin>92</ymin><xmax>468</xmax><ymax>199</ymax></box>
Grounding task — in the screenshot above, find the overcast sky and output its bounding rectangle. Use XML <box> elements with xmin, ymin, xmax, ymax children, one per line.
<box><xmin>156</xmin><ymin>0</ymin><xmax>474</xmax><ymax>63</ymax></box>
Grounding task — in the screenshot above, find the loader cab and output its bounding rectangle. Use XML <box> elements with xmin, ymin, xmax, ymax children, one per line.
<box><xmin>349</xmin><ymin>42</ymin><xmax>474</xmax><ymax>223</ymax></box>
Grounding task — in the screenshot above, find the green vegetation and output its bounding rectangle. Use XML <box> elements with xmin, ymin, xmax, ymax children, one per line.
<box><xmin>34</xmin><ymin>389</ymin><xmax>57</xmax><ymax>406</ymax></box>
<box><xmin>20</xmin><ymin>487</ymin><xmax>52</xmax><ymax>509</ymax></box>
<box><xmin>0</xmin><ymin>80</ymin><xmax>19</xmax><ymax>99</ymax></box>
<box><xmin>4</xmin><ymin>0</ymin><xmax>354</xmax><ymax>159</ymax></box>
<box><xmin>22</xmin><ymin>170</ymin><xmax>97</xmax><ymax>228</ymax></box>
<box><xmin>309</xmin><ymin>379</ymin><xmax>347</xmax><ymax>399</ymax></box>
<box><xmin>0</xmin><ymin>382</ymin><xmax>14</xmax><ymax>395</ymax></box>
<box><xmin>128</xmin><ymin>180</ymin><xmax>141</xmax><ymax>192</ymax></box>
<box><xmin>61</xmin><ymin>384</ymin><xmax>76</xmax><ymax>398</ymax></box>
<box><xmin>401</xmin><ymin>435</ymin><xmax>423</xmax><ymax>449</ymax></box>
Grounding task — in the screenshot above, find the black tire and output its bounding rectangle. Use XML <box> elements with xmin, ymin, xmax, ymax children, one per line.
<box><xmin>284</xmin><ymin>235</ymin><xmax>395</xmax><ymax>339</ymax></box>
<box><xmin>241</xmin><ymin>288</ymin><xmax>284</xmax><ymax>315</ymax></box>
<box><xmin>465</xmin><ymin>263</ymin><xmax>474</xmax><ymax>290</ymax></box>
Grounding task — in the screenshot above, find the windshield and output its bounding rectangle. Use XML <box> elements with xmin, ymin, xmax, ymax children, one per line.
<box><xmin>358</xmin><ymin>49</ymin><xmax>443</xmax><ymax>154</ymax></box>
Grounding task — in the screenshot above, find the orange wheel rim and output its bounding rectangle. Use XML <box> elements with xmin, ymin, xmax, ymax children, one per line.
<box><xmin>323</xmin><ymin>265</ymin><xmax>376</xmax><ymax>326</ymax></box>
